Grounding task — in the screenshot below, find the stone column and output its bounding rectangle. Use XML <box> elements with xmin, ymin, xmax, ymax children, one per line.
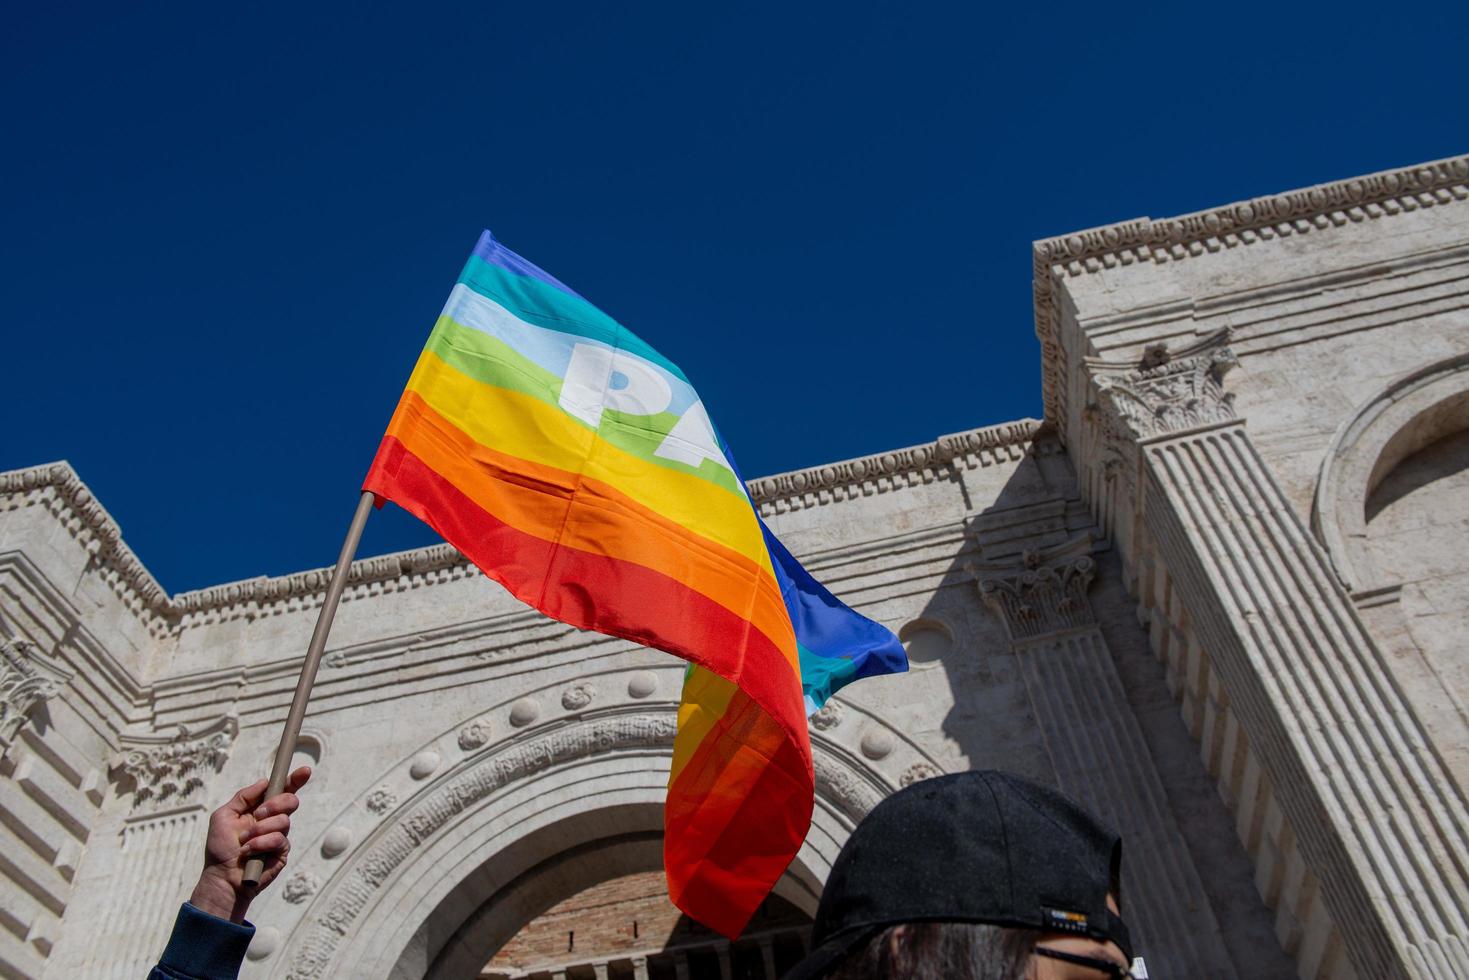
<box><xmin>758</xmin><ymin>936</ymin><xmax>777</xmax><ymax>979</ymax></box>
<box><xmin>631</xmin><ymin>955</ymin><xmax>650</xmax><ymax>980</ymax></box>
<box><xmin>673</xmin><ymin>950</ymin><xmax>690</xmax><ymax>980</ymax></box>
<box><xmin>87</xmin><ymin>716</ymin><xmax>237</xmax><ymax>979</ymax></box>
<box><xmin>1091</xmin><ymin>332</ymin><xmax>1469</xmax><ymax>979</ymax></box>
<box><xmin>714</xmin><ymin>939</ymin><xmax>733</xmax><ymax>980</ymax></box>
<box><xmin>592</xmin><ymin>963</ymin><xmax>610</xmax><ymax>980</ymax></box>
<box><xmin>973</xmin><ymin>537</ymin><xmax>1233</xmax><ymax>978</ymax></box>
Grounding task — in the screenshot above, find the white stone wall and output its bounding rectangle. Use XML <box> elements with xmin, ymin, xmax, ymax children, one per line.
<box><xmin>4</xmin><ymin>153</ymin><xmax>1466</xmax><ymax>980</ymax></box>
<box><xmin>1038</xmin><ymin>154</ymin><xmax>1469</xmax><ymax>979</ymax></box>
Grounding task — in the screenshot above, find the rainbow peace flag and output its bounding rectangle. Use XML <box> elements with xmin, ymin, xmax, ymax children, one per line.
<box><xmin>364</xmin><ymin>231</ymin><xmax>906</xmax><ymax>936</ymax></box>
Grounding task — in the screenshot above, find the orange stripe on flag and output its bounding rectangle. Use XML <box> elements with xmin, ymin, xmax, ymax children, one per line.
<box><xmin>382</xmin><ymin>391</ymin><xmax>799</xmax><ymax>673</ymax></box>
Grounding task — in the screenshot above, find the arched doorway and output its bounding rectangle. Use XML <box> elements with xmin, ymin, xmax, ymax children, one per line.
<box><xmin>275</xmin><ymin>710</ymin><xmax>896</xmax><ymax>979</ymax></box>
<box><xmin>478</xmin><ymin>866</ymin><xmax>812</xmax><ymax>979</ymax></box>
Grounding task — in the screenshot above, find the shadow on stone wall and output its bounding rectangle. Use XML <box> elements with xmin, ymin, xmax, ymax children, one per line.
<box><xmin>901</xmin><ymin>428</ymin><xmax>1294</xmax><ymax>979</ymax></box>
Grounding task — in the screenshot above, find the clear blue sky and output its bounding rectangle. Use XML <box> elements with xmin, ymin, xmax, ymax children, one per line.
<box><xmin>4</xmin><ymin>3</ymin><xmax>1464</xmax><ymax>593</ymax></box>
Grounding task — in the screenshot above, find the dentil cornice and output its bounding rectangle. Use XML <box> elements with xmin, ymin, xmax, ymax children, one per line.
<box><xmin>3</xmin><ymin>420</ymin><xmax>1043</xmax><ymax>631</ymax></box>
<box><xmin>1033</xmin><ymin>153</ymin><xmax>1469</xmax><ymax>434</ymax></box>
<box><xmin>0</xmin><ymin>463</ymin><xmax>171</xmax><ymax>635</ymax></box>
<box><xmin>748</xmin><ymin>419</ymin><xmax>1042</xmax><ymax>515</ymax></box>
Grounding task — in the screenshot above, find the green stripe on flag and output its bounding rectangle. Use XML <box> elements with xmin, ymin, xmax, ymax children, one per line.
<box><xmin>428</xmin><ymin>318</ymin><xmax>746</xmax><ymax>499</ymax></box>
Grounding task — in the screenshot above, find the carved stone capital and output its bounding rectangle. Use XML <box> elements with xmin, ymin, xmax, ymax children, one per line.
<box><xmin>0</xmin><ymin>638</ymin><xmax>72</xmax><ymax>753</ymax></box>
<box><xmin>1089</xmin><ymin>329</ymin><xmax>1238</xmax><ymax>442</ymax></box>
<box><xmin>117</xmin><ymin>715</ymin><xmax>238</xmax><ymax>813</ymax></box>
<box><xmin>971</xmin><ymin>537</ymin><xmax>1099</xmax><ymax>642</ymax></box>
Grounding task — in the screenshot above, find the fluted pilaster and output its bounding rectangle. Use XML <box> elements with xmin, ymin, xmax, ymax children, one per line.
<box><xmin>1091</xmin><ymin>331</ymin><xmax>1469</xmax><ymax>978</ymax></box>
<box><xmin>89</xmin><ymin>716</ymin><xmax>237</xmax><ymax>978</ymax></box>
<box><xmin>974</xmin><ymin>535</ymin><xmax>1233</xmax><ymax>977</ymax></box>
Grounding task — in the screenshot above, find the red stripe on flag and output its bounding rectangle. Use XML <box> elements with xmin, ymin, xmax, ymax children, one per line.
<box><xmin>665</xmin><ymin>682</ymin><xmax>813</xmax><ymax>938</ymax></box>
<box><xmin>364</xmin><ymin>438</ymin><xmax>809</xmax><ymax>740</ymax></box>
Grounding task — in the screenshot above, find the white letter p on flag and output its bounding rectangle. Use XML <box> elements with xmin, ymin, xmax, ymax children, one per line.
<box><xmin>559</xmin><ymin>343</ymin><xmax>673</xmax><ymax>429</ymax></box>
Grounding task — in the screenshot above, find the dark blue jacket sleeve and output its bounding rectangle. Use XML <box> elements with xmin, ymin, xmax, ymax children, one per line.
<box><xmin>147</xmin><ymin>903</ymin><xmax>254</xmax><ymax>980</ymax></box>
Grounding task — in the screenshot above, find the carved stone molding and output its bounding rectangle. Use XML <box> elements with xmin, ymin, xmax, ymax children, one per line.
<box><xmin>283</xmin><ymin>871</ymin><xmax>321</xmax><ymax>905</ymax></box>
<box><xmin>900</xmin><ymin>762</ymin><xmax>941</xmax><ymax>787</ymax></box>
<box><xmin>117</xmin><ymin>715</ymin><xmax>237</xmax><ymax>813</ymax></box>
<box><xmin>1038</xmin><ymin>156</ymin><xmax>1469</xmax><ymax>276</ymax></box>
<box><xmin>1033</xmin><ymin>154</ymin><xmax>1469</xmax><ymax>428</ymax></box>
<box><xmin>971</xmin><ymin>536</ymin><xmax>1099</xmax><ymax>642</ymax></box>
<box><xmin>365</xmin><ymin>788</ymin><xmax>397</xmax><ymax>815</ymax></box>
<box><xmin>747</xmin><ymin>420</ymin><xmax>1042</xmax><ymax>516</ymax></box>
<box><xmin>809</xmin><ymin>701</ymin><xmax>843</xmax><ymax>731</ymax></box>
<box><xmin>287</xmin><ymin>713</ymin><xmax>679</xmax><ymax>978</ymax></box>
<box><xmin>1089</xmin><ymin>329</ymin><xmax>1238</xmax><ymax>443</ymax></box>
<box><xmin>560</xmin><ymin>683</ymin><xmax>595</xmax><ymax>712</ymax></box>
<box><xmin>0</xmin><ymin>423</ymin><xmax>1036</xmax><ymax>635</ymax></box>
<box><xmin>287</xmin><ymin>712</ymin><xmax>897</xmax><ymax>978</ymax></box>
<box><xmin>813</xmin><ymin>754</ymin><xmax>884</xmax><ymax>823</ymax></box>
<box><xmin>1311</xmin><ymin>351</ymin><xmax>1469</xmax><ymax>592</ymax></box>
<box><xmin>0</xmin><ymin>463</ymin><xmax>172</xmax><ymax>635</ymax></box>
<box><xmin>0</xmin><ymin>637</ymin><xmax>72</xmax><ymax>753</ymax></box>
<box><xmin>457</xmin><ymin>719</ymin><xmax>492</xmax><ymax>752</ymax></box>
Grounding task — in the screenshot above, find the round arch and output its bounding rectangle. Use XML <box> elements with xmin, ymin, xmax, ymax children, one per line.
<box><xmin>271</xmin><ymin>705</ymin><xmax>918</xmax><ymax>980</ymax></box>
<box><xmin>1312</xmin><ymin>352</ymin><xmax>1469</xmax><ymax>593</ymax></box>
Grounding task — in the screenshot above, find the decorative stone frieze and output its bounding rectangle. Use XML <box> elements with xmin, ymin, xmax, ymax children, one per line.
<box><xmin>812</xmin><ymin>755</ymin><xmax>884</xmax><ymax>823</ymax></box>
<box><xmin>365</xmin><ymin>788</ymin><xmax>397</xmax><ymax>815</ymax></box>
<box><xmin>747</xmin><ymin>420</ymin><xmax>1041</xmax><ymax>515</ymax></box>
<box><xmin>809</xmin><ymin>701</ymin><xmax>843</xmax><ymax>731</ymax></box>
<box><xmin>283</xmin><ymin>871</ymin><xmax>321</xmax><ymax>904</ymax></box>
<box><xmin>0</xmin><ymin>463</ymin><xmax>172</xmax><ymax>633</ymax></box>
<box><xmin>457</xmin><ymin>719</ymin><xmax>492</xmax><ymax>751</ymax></box>
<box><xmin>899</xmin><ymin>762</ymin><xmax>940</xmax><ymax>787</ymax></box>
<box><xmin>0</xmin><ymin>422</ymin><xmax>1045</xmax><ymax>639</ymax></box>
<box><xmin>116</xmin><ymin>715</ymin><xmax>237</xmax><ymax>813</ymax></box>
<box><xmin>560</xmin><ymin>683</ymin><xmax>595</xmax><ymax>711</ymax></box>
<box><xmin>0</xmin><ymin>637</ymin><xmax>71</xmax><ymax>753</ymax></box>
<box><xmin>288</xmin><ymin>713</ymin><xmax>680</xmax><ymax>978</ymax></box>
<box><xmin>1090</xmin><ymin>330</ymin><xmax>1238</xmax><ymax>442</ymax></box>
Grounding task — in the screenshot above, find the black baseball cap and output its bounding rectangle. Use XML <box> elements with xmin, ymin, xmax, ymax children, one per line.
<box><xmin>783</xmin><ymin>770</ymin><xmax>1131</xmax><ymax>980</ymax></box>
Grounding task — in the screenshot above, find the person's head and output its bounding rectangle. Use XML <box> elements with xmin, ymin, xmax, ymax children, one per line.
<box><xmin>784</xmin><ymin>771</ymin><xmax>1136</xmax><ymax>980</ymax></box>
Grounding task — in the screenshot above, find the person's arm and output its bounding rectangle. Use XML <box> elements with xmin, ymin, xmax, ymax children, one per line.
<box><xmin>147</xmin><ymin>766</ymin><xmax>311</xmax><ymax>980</ymax></box>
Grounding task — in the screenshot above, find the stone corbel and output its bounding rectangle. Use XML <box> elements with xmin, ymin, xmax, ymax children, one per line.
<box><xmin>968</xmin><ymin>534</ymin><xmax>1098</xmax><ymax>642</ymax></box>
<box><xmin>1087</xmin><ymin>328</ymin><xmax>1239</xmax><ymax>444</ymax></box>
<box><xmin>116</xmin><ymin>715</ymin><xmax>238</xmax><ymax>815</ymax></box>
<box><xmin>0</xmin><ymin>637</ymin><xmax>74</xmax><ymax>754</ymax></box>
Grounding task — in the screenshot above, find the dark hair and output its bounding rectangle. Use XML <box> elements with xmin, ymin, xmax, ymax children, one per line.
<box><xmin>824</xmin><ymin>921</ymin><xmax>1042</xmax><ymax>980</ymax></box>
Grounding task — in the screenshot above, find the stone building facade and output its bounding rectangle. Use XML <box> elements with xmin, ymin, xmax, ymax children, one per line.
<box><xmin>2</xmin><ymin>154</ymin><xmax>1467</xmax><ymax>979</ymax></box>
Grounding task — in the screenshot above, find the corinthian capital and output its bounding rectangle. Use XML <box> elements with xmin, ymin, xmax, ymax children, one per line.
<box><xmin>970</xmin><ymin>536</ymin><xmax>1098</xmax><ymax>642</ymax></box>
<box><xmin>117</xmin><ymin>715</ymin><xmax>238</xmax><ymax>813</ymax></box>
<box><xmin>0</xmin><ymin>637</ymin><xmax>72</xmax><ymax>754</ymax></box>
<box><xmin>1089</xmin><ymin>329</ymin><xmax>1238</xmax><ymax>441</ymax></box>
